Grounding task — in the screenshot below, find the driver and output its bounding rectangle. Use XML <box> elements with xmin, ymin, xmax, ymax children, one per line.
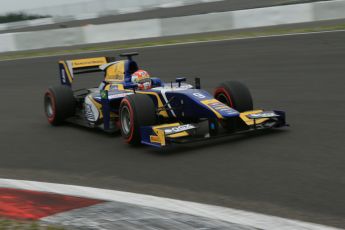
<box><xmin>131</xmin><ymin>70</ymin><xmax>152</xmax><ymax>90</ymax></box>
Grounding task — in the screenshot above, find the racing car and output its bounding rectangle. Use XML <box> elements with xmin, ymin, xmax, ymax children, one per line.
<box><xmin>44</xmin><ymin>52</ymin><xmax>287</xmax><ymax>147</ymax></box>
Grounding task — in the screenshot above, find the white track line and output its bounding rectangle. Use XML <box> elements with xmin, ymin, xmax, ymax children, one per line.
<box><xmin>0</xmin><ymin>178</ymin><xmax>341</xmax><ymax>230</ymax></box>
<box><xmin>1</xmin><ymin>29</ymin><xmax>345</xmax><ymax>62</ymax></box>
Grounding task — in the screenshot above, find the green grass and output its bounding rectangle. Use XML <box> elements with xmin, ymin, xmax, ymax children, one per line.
<box><xmin>0</xmin><ymin>13</ymin><xmax>49</xmax><ymax>24</ymax></box>
<box><xmin>0</xmin><ymin>219</ymin><xmax>64</xmax><ymax>230</ymax></box>
<box><xmin>1</xmin><ymin>23</ymin><xmax>345</xmax><ymax>61</ymax></box>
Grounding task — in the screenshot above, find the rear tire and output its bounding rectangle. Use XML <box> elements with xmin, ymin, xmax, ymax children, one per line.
<box><xmin>44</xmin><ymin>86</ymin><xmax>76</xmax><ymax>126</ymax></box>
<box><xmin>119</xmin><ymin>94</ymin><xmax>157</xmax><ymax>145</ymax></box>
<box><xmin>214</xmin><ymin>81</ymin><xmax>253</xmax><ymax>131</ymax></box>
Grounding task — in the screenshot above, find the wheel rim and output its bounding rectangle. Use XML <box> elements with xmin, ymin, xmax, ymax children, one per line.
<box><xmin>121</xmin><ymin>105</ymin><xmax>131</xmax><ymax>135</ymax></box>
<box><xmin>45</xmin><ymin>95</ymin><xmax>54</xmax><ymax>118</ymax></box>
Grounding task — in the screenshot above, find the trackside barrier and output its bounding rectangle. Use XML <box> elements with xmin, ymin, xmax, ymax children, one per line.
<box><xmin>0</xmin><ymin>33</ymin><xmax>16</xmax><ymax>52</ymax></box>
<box><xmin>83</xmin><ymin>19</ymin><xmax>161</xmax><ymax>44</ymax></box>
<box><xmin>232</xmin><ymin>3</ymin><xmax>313</xmax><ymax>29</ymax></box>
<box><xmin>0</xmin><ymin>0</ymin><xmax>222</xmax><ymax>32</ymax></box>
<box><xmin>14</xmin><ymin>27</ymin><xmax>85</xmax><ymax>51</ymax></box>
<box><xmin>1</xmin><ymin>0</ymin><xmax>345</xmax><ymax>53</ymax></box>
<box><xmin>313</xmin><ymin>0</ymin><xmax>345</xmax><ymax>20</ymax></box>
<box><xmin>161</xmin><ymin>11</ymin><xmax>234</xmax><ymax>36</ymax></box>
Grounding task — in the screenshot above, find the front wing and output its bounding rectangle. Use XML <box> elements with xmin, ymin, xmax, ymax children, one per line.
<box><xmin>140</xmin><ymin>110</ymin><xmax>287</xmax><ymax>147</ymax></box>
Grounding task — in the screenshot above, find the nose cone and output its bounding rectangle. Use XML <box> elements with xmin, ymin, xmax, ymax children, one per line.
<box><xmin>200</xmin><ymin>99</ymin><xmax>240</xmax><ymax>119</ymax></box>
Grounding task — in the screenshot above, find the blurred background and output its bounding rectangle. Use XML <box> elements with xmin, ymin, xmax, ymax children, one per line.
<box><xmin>1</xmin><ymin>1</ymin><xmax>345</xmax><ymax>229</ymax></box>
<box><xmin>1</xmin><ymin>0</ymin><xmax>344</xmax><ymax>54</ymax></box>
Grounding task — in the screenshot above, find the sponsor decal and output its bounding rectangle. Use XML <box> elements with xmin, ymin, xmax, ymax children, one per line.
<box><xmin>193</xmin><ymin>93</ymin><xmax>206</xmax><ymax>99</ymax></box>
<box><xmin>202</xmin><ymin>99</ymin><xmax>237</xmax><ymax>115</ymax></box>
<box><xmin>94</xmin><ymin>93</ymin><xmax>133</xmax><ymax>100</ymax></box>
<box><xmin>72</xmin><ymin>57</ymin><xmax>107</xmax><ymax>68</ymax></box>
<box><xmin>73</xmin><ymin>60</ymin><xmax>103</xmax><ymax>66</ymax></box>
<box><xmin>61</xmin><ymin>69</ymin><xmax>67</xmax><ymax>84</ymax></box>
<box><xmin>109</xmin><ymin>93</ymin><xmax>133</xmax><ymax>99</ymax></box>
<box><xmin>100</xmin><ymin>90</ymin><xmax>108</xmax><ymax>100</ymax></box>
<box><xmin>163</xmin><ymin>124</ymin><xmax>195</xmax><ymax>135</ymax></box>
<box><xmin>113</xmin><ymin>75</ymin><xmax>124</xmax><ymax>81</ymax></box>
<box><xmin>247</xmin><ymin>112</ymin><xmax>278</xmax><ymax>119</ymax></box>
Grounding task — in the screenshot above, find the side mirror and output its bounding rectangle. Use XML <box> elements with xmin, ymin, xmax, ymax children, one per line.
<box><xmin>151</xmin><ymin>77</ymin><xmax>163</xmax><ymax>87</ymax></box>
<box><xmin>195</xmin><ymin>78</ymin><xmax>201</xmax><ymax>89</ymax></box>
<box><xmin>176</xmin><ymin>77</ymin><xmax>187</xmax><ymax>87</ymax></box>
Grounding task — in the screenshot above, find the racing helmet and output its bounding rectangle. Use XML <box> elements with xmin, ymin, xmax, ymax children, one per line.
<box><xmin>131</xmin><ymin>70</ymin><xmax>152</xmax><ymax>90</ymax></box>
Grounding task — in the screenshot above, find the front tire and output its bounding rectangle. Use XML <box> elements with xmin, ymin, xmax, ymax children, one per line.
<box><xmin>214</xmin><ymin>81</ymin><xmax>253</xmax><ymax>131</ymax></box>
<box><xmin>44</xmin><ymin>86</ymin><xmax>76</xmax><ymax>126</ymax></box>
<box><xmin>214</xmin><ymin>81</ymin><xmax>253</xmax><ymax>112</ymax></box>
<box><xmin>119</xmin><ymin>94</ymin><xmax>157</xmax><ymax>145</ymax></box>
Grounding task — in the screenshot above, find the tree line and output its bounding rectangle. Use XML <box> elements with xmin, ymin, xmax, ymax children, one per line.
<box><xmin>0</xmin><ymin>13</ymin><xmax>49</xmax><ymax>23</ymax></box>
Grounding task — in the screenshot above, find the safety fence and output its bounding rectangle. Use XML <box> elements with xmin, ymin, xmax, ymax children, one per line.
<box><xmin>1</xmin><ymin>0</ymin><xmax>344</xmax><ymax>53</ymax></box>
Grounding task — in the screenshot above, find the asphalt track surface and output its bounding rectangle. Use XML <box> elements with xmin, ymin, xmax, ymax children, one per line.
<box><xmin>0</xmin><ymin>31</ymin><xmax>345</xmax><ymax>228</ymax></box>
<box><xmin>0</xmin><ymin>0</ymin><xmax>327</xmax><ymax>34</ymax></box>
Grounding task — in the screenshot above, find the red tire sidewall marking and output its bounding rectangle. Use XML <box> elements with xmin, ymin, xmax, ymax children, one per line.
<box><xmin>45</xmin><ymin>90</ymin><xmax>56</xmax><ymax>124</ymax></box>
<box><xmin>121</xmin><ymin>98</ymin><xmax>135</xmax><ymax>143</ymax></box>
<box><xmin>214</xmin><ymin>87</ymin><xmax>234</xmax><ymax>108</ymax></box>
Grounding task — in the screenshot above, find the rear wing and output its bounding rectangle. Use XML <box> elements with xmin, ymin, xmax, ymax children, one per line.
<box><xmin>59</xmin><ymin>56</ymin><xmax>115</xmax><ymax>86</ymax></box>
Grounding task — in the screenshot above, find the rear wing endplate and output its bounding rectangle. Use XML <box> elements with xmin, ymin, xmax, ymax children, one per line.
<box><xmin>59</xmin><ymin>56</ymin><xmax>115</xmax><ymax>86</ymax></box>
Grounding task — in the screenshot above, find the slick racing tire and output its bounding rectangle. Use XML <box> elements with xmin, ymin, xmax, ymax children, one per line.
<box><xmin>44</xmin><ymin>86</ymin><xmax>76</xmax><ymax>126</ymax></box>
<box><xmin>214</xmin><ymin>81</ymin><xmax>253</xmax><ymax>112</ymax></box>
<box><xmin>119</xmin><ymin>94</ymin><xmax>157</xmax><ymax>145</ymax></box>
<box><xmin>214</xmin><ymin>81</ymin><xmax>253</xmax><ymax>131</ymax></box>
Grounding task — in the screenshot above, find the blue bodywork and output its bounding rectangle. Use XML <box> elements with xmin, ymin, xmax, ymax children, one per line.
<box><xmin>58</xmin><ymin>54</ymin><xmax>288</xmax><ymax>147</ymax></box>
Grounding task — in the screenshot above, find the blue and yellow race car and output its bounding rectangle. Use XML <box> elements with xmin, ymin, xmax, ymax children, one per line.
<box><xmin>44</xmin><ymin>52</ymin><xmax>287</xmax><ymax>147</ymax></box>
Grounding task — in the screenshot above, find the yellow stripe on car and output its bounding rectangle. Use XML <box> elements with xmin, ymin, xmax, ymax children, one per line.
<box><xmin>201</xmin><ymin>99</ymin><xmax>224</xmax><ymax>119</ymax></box>
<box><xmin>240</xmin><ymin>110</ymin><xmax>269</xmax><ymax>125</ymax></box>
<box><xmin>59</xmin><ymin>61</ymin><xmax>73</xmax><ymax>84</ymax></box>
<box><xmin>151</xmin><ymin>129</ymin><xmax>166</xmax><ymax>146</ymax></box>
<box><xmin>88</xmin><ymin>96</ymin><xmax>104</xmax><ymax>120</ymax></box>
<box><xmin>71</xmin><ymin>57</ymin><xmax>107</xmax><ymax>68</ymax></box>
<box><xmin>105</xmin><ymin>61</ymin><xmax>125</xmax><ymax>82</ymax></box>
<box><xmin>150</xmin><ymin>123</ymin><xmax>191</xmax><ymax>146</ymax></box>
